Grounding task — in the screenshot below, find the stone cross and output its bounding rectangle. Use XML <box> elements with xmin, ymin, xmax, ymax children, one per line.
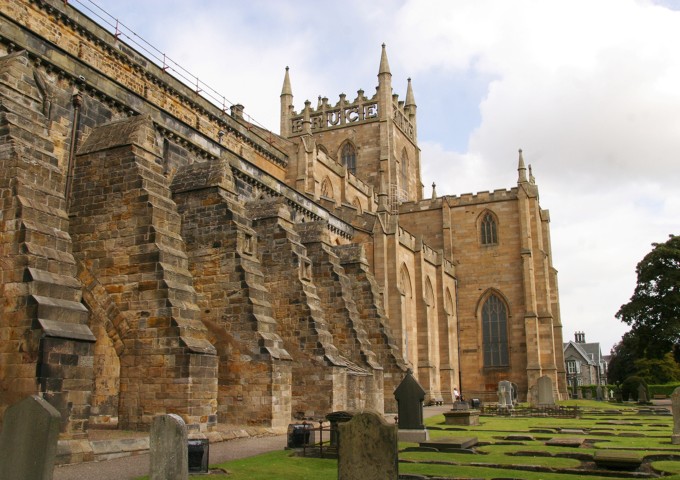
<box><xmin>338</xmin><ymin>410</ymin><xmax>398</xmax><ymax>480</ymax></box>
<box><xmin>537</xmin><ymin>375</ymin><xmax>555</xmax><ymax>406</ymax></box>
<box><xmin>150</xmin><ymin>414</ymin><xmax>188</xmax><ymax>480</ymax></box>
<box><xmin>671</xmin><ymin>387</ymin><xmax>680</xmax><ymax>445</ymax></box>
<box><xmin>0</xmin><ymin>395</ymin><xmax>61</xmax><ymax>480</ymax></box>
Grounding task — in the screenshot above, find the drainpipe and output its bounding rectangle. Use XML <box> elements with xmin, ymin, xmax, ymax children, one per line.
<box><xmin>454</xmin><ymin>277</ymin><xmax>463</xmax><ymax>401</ymax></box>
<box><xmin>65</xmin><ymin>90</ymin><xmax>83</xmax><ymax>210</ymax></box>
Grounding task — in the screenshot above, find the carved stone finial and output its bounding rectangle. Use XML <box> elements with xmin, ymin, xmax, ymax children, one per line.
<box><xmin>379</xmin><ymin>43</ymin><xmax>391</xmax><ymax>76</ymax></box>
<box><xmin>281</xmin><ymin>66</ymin><xmax>292</xmax><ymax>96</ymax></box>
<box><xmin>517</xmin><ymin>148</ymin><xmax>528</xmax><ymax>183</ymax></box>
<box><xmin>431</xmin><ymin>182</ymin><xmax>437</xmax><ymax>200</ymax></box>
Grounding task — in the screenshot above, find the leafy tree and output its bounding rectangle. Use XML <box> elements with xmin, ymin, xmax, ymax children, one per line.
<box><xmin>634</xmin><ymin>353</ymin><xmax>680</xmax><ymax>384</ymax></box>
<box><xmin>616</xmin><ymin>234</ymin><xmax>680</xmax><ymax>359</ymax></box>
<box><xmin>607</xmin><ymin>331</ymin><xmax>640</xmax><ymax>384</ymax></box>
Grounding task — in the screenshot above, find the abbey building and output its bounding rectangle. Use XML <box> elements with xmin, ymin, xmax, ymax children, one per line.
<box><xmin>0</xmin><ymin>0</ymin><xmax>567</xmax><ymax>452</ymax></box>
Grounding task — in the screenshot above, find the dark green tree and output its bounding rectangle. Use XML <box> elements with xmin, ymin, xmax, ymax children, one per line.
<box><xmin>616</xmin><ymin>234</ymin><xmax>680</xmax><ymax>359</ymax></box>
<box><xmin>634</xmin><ymin>353</ymin><xmax>680</xmax><ymax>384</ymax></box>
<box><xmin>607</xmin><ymin>331</ymin><xmax>640</xmax><ymax>384</ymax></box>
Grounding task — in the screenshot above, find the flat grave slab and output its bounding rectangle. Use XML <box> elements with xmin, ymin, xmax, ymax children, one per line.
<box><xmin>545</xmin><ymin>437</ymin><xmax>585</xmax><ymax>447</ymax></box>
<box><xmin>419</xmin><ymin>436</ymin><xmax>478</xmax><ymax>450</ymax></box>
<box><xmin>559</xmin><ymin>428</ymin><xmax>587</xmax><ymax>434</ymax></box>
<box><xmin>504</xmin><ymin>434</ymin><xmax>535</xmax><ymax>441</ymax></box>
<box><xmin>593</xmin><ymin>450</ymin><xmax>643</xmax><ymax>470</ymax></box>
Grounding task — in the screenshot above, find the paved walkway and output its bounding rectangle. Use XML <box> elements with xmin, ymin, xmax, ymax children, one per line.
<box><xmin>54</xmin><ymin>406</ymin><xmax>451</xmax><ymax>480</ymax></box>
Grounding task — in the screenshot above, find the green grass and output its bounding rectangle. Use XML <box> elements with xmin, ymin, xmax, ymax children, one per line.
<box><xmin>135</xmin><ymin>400</ymin><xmax>680</xmax><ymax>479</ymax></box>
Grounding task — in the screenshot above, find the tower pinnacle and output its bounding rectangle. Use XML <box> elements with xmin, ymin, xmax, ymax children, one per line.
<box><xmin>281</xmin><ymin>66</ymin><xmax>292</xmax><ymax>97</ymax></box>
<box><xmin>517</xmin><ymin>149</ymin><xmax>528</xmax><ymax>183</ymax></box>
<box><xmin>379</xmin><ymin>43</ymin><xmax>391</xmax><ymax>76</ymax></box>
<box><xmin>280</xmin><ymin>66</ymin><xmax>294</xmax><ymax>137</ymax></box>
<box><xmin>405</xmin><ymin>78</ymin><xmax>416</xmax><ymax>108</ymax></box>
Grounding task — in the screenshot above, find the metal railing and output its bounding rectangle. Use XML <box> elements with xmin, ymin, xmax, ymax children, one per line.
<box><xmin>68</xmin><ymin>0</ymin><xmax>270</xmax><ymax>131</ymax></box>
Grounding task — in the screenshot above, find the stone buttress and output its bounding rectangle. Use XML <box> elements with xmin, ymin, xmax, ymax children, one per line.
<box><xmin>334</xmin><ymin>244</ymin><xmax>408</xmax><ymax>412</ymax></box>
<box><xmin>0</xmin><ymin>51</ymin><xmax>95</xmax><ymax>438</ymax></box>
<box><xmin>171</xmin><ymin>155</ymin><xmax>293</xmax><ymax>428</ymax></box>
<box><xmin>248</xmin><ymin>198</ymin><xmax>351</xmax><ymax>418</ymax></box>
<box><xmin>297</xmin><ymin>220</ymin><xmax>384</xmax><ymax>412</ymax></box>
<box><xmin>69</xmin><ymin>115</ymin><xmax>217</xmax><ymax>432</ymax></box>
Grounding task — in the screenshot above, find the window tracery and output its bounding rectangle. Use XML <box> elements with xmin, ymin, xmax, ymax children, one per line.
<box><xmin>482</xmin><ymin>293</ymin><xmax>509</xmax><ymax>367</ymax></box>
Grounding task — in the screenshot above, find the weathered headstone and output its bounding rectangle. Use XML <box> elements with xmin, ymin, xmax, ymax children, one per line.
<box><xmin>444</xmin><ymin>400</ymin><xmax>480</xmax><ymax>425</ymax></box>
<box><xmin>671</xmin><ymin>387</ymin><xmax>680</xmax><ymax>445</ymax></box>
<box><xmin>638</xmin><ymin>384</ymin><xmax>648</xmax><ymax>403</ymax></box>
<box><xmin>394</xmin><ymin>370</ymin><xmax>428</xmax><ymax>441</ymax></box>
<box><xmin>0</xmin><ymin>395</ymin><xmax>61</xmax><ymax>480</ymax></box>
<box><xmin>596</xmin><ymin>385</ymin><xmax>604</xmax><ymax>401</ymax></box>
<box><xmin>338</xmin><ymin>410</ymin><xmax>398</xmax><ymax>480</ymax></box>
<box><xmin>150</xmin><ymin>414</ymin><xmax>188</xmax><ymax>480</ymax></box>
<box><xmin>537</xmin><ymin>375</ymin><xmax>555</xmax><ymax>406</ymax></box>
<box><xmin>498</xmin><ymin>380</ymin><xmax>513</xmax><ymax>409</ymax></box>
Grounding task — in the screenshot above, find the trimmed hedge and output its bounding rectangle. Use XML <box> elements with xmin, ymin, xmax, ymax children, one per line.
<box><xmin>648</xmin><ymin>382</ymin><xmax>680</xmax><ymax>397</ymax></box>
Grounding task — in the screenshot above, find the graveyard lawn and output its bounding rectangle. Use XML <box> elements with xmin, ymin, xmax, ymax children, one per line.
<box><xmin>135</xmin><ymin>400</ymin><xmax>680</xmax><ymax>479</ymax></box>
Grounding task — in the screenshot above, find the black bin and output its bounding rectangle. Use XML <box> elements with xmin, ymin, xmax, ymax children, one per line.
<box><xmin>470</xmin><ymin>398</ymin><xmax>482</xmax><ymax>409</ymax></box>
<box><xmin>287</xmin><ymin>423</ymin><xmax>314</xmax><ymax>448</ymax></box>
<box><xmin>188</xmin><ymin>438</ymin><xmax>209</xmax><ymax>473</ymax></box>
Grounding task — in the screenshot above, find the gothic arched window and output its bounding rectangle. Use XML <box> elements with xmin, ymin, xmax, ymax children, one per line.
<box><xmin>480</xmin><ymin>212</ymin><xmax>498</xmax><ymax>245</ymax></box>
<box><xmin>401</xmin><ymin>149</ymin><xmax>409</xmax><ymax>199</ymax></box>
<box><xmin>341</xmin><ymin>142</ymin><xmax>356</xmax><ymax>176</ymax></box>
<box><xmin>482</xmin><ymin>294</ymin><xmax>509</xmax><ymax>367</ymax></box>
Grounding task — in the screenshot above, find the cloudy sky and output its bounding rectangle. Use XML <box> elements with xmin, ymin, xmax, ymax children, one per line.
<box><xmin>78</xmin><ymin>0</ymin><xmax>680</xmax><ymax>355</ymax></box>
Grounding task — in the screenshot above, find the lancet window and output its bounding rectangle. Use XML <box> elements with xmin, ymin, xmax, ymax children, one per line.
<box><xmin>482</xmin><ymin>293</ymin><xmax>509</xmax><ymax>367</ymax></box>
<box><xmin>341</xmin><ymin>142</ymin><xmax>356</xmax><ymax>175</ymax></box>
<box><xmin>401</xmin><ymin>149</ymin><xmax>409</xmax><ymax>199</ymax></box>
<box><xmin>480</xmin><ymin>212</ymin><xmax>498</xmax><ymax>245</ymax></box>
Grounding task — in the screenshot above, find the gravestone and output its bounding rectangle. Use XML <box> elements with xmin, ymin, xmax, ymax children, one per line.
<box><xmin>150</xmin><ymin>414</ymin><xmax>188</xmax><ymax>480</ymax></box>
<box><xmin>638</xmin><ymin>384</ymin><xmax>648</xmax><ymax>403</ymax></box>
<box><xmin>444</xmin><ymin>400</ymin><xmax>480</xmax><ymax>426</ymax></box>
<box><xmin>338</xmin><ymin>410</ymin><xmax>398</xmax><ymax>480</ymax></box>
<box><xmin>537</xmin><ymin>375</ymin><xmax>555</xmax><ymax>406</ymax></box>
<box><xmin>394</xmin><ymin>370</ymin><xmax>428</xmax><ymax>441</ymax></box>
<box><xmin>596</xmin><ymin>385</ymin><xmax>604</xmax><ymax>401</ymax></box>
<box><xmin>671</xmin><ymin>387</ymin><xmax>680</xmax><ymax>445</ymax></box>
<box><xmin>0</xmin><ymin>395</ymin><xmax>61</xmax><ymax>480</ymax></box>
<box><xmin>498</xmin><ymin>380</ymin><xmax>513</xmax><ymax>409</ymax></box>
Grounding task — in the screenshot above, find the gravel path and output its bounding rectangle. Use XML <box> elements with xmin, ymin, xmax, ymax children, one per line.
<box><xmin>53</xmin><ymin>406</ymin><xmax>451</xmax><ymax>480</ymax></box>
<box><xmin>53</xmin><ymin>434</ymin><xmax>287</xmax><ymax>480</ymax></box>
